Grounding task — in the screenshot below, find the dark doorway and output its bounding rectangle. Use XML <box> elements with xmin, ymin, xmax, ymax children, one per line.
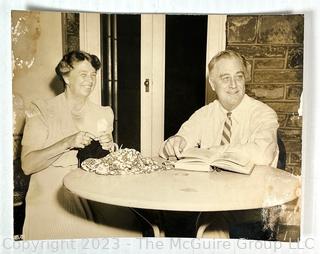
<box><xmin>164</xmin><ymin>15</ymin><xmax>208</xmax><ymax>139</ymax></box>
<box><xmin>101</xmin><ymin>14</ymin><xmax>141</xmax><ymax>151</ymax></box>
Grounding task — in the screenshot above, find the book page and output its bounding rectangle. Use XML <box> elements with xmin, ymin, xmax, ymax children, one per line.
<box><xmin>181</xmin><ymin>148</ymin><xmax>217</xmax><ymax>162</ymax></box>
<box><xmin>215</xmin><ymin>151</ymin><xmax>251</xmax><ymax>167</ymax></box>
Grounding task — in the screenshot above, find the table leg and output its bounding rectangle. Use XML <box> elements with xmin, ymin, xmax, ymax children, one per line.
<box><xmin>131</xmin><ymin>208</ymin><xmax>163</xmax><ymax>237</ymax></box>
<box><xmin>131</xmin><ymin>209</ymin><xmax>202</xmax><ymax>238</ymax></box>
<box><xmin>196</xmin><ymin>213</ymin><xmax>230</xmax><ymax>238</ymax></box>
<box><xmin>160</xmin><ymin>211</ymin><xmax>200</xmax><ymax>237</ymax></box>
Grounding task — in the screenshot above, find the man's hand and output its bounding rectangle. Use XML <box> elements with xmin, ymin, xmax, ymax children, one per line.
<box><xmin>159</xmin><ymin>135</ymin><xmax>187</xmax><ymax>159</ymax></box>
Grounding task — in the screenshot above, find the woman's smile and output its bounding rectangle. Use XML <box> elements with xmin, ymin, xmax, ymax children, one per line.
<box><xmin>64</xmin><ymin>60</ymin><xmax>97</xmax><ymax>98</ymax></box>
<box><xmin>82</xmin><ymin>84</ymin><xmax>93</xmax><ymax>89</ymax></box>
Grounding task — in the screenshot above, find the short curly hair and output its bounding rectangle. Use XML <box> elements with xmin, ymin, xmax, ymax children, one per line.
<box><xmin>55</xmin><ymin>50</ymin><xmax>101</xmax><ymax>82</ymax></box>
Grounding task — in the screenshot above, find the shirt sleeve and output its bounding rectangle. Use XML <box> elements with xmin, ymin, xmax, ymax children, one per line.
<box><xmin>21</xmin><ymin>103</ymin><xmax>49</xmax><ymax>158</ymax></box>
<box><xmin>104</xmin><ymin>106</ymin><xmax>114</xmax><ymax>133</ymax></box>
<box><xmin>176</xmin><ymin>106</ymin><xmax>207</xmax><ymax>149</ymax></box>
<box><xmin>96</xmin><ymin>106</ymin><xmax>114</xmax><ymax>134</ymax></box>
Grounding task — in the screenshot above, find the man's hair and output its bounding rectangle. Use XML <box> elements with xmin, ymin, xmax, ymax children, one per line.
<box><xmin>208</xmin><ymin>50</ymin><xmax>251</xmax><ymax>81</ymax></box>
<box><xmin>55</xmin><ymin>50</ymin><xmax>101</xmax><ymax>82</ymax></box>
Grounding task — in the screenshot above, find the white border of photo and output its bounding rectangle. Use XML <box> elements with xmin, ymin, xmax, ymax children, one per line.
<box><xmin>1</xmin><ymin>0</ymin><xmax>319</xmax><ymax>253</ymax></box>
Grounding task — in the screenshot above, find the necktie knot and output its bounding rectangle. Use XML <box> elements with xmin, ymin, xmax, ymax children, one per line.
<box><xmin>227</xmin><ymin>112</ymin><xmax>232</xmax><ymax>118</ymax></box>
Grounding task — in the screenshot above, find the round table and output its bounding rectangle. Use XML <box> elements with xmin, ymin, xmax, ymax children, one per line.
<box><xmin>64</xmin><ymin>165</ymin><xmax>299</xmax><ymax>212</ymax></box>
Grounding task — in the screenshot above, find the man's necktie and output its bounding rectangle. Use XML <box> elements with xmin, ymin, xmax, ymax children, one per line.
<box><xmin>220</xmin><ymin>112</ymin><xmax>232</xmax><ymax>145</ymax></box>
<box><xmin>212</xmin><ymin>112</ymin><xmax>232</xmax><ymax>172</ymax></box>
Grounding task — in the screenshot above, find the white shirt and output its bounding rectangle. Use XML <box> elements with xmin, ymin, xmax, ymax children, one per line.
<box><xmin>177</xmin><ymin>94</ymin><xmax>279</xmax><ymax>167</ymax></box>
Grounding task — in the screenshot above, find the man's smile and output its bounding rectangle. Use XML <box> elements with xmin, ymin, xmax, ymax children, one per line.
<box><xmin>226</xmin><ymin>90</ymin><xmax>239</xmax><ymax>95</ymax></box>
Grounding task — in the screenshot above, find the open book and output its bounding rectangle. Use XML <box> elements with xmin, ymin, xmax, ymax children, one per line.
<box><xmin>174</xmin><ymin>148</ymin><xmax>255</xmax><ymax>175</ymax></box>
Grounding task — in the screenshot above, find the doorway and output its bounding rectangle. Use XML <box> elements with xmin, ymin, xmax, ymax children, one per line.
<box><xmin>101</xmin><ymin>14</ymin><xmax>141</xmax><ymax>151</ymax></box>
<box><xmin>164</xmin><ymin>15</ymin><xmax>208</xmax><ymax>139</ymax></box>
<box><xmin>100</xmin><ymin>14</ymin><xmax>226</xmax><ymax>156</ymax></box>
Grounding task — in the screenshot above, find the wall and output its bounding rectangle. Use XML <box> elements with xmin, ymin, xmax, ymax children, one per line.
<box><xmin>12</xmin><ymin>11</ymin><xmax>64</xmax><ymax>113</ymax></box>
<box><xmin>226</xmin><ymin>15</ymin><xmax>303</xmax><ymax>176</ymax></box>
<box><xmin>226</xmin><ymin>15</ymin><xmax>303</xmax><ymax>240</ymax></box>
<box><xmin>12</xmin><ymin>11</ymin><xmax>63</xmax><ymax>226</ymax></box>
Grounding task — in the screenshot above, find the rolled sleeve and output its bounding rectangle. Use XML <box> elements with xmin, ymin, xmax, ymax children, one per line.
<box><xmin>176</xmin><ymin>107</ymin><xmax>207</xmax><ymax>149</ymax></box>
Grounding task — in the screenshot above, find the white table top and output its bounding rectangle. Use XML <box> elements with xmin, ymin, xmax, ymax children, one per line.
<box><xmin>63</xmin><ymin>165</ymin><xmax>300</xmax><ymax>212</ymax></box>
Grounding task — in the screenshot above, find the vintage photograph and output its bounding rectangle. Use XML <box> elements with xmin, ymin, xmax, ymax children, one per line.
<box><xmin>12</xmin><ymin>10</ymin><xmax>302</xmax><ymax>241</ymax></box>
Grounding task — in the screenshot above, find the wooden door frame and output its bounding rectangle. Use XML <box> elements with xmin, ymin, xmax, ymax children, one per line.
<box><xmin>205</xmin><ymin>15</ymin><xmax>227</xmax><ymax>104</ymax></box>
<box><xmin>140</xmin><ymin>14</ymin><xmax>226</xmax><ymax>157</ymax></box>
<box><xmin>141</xmin><ymin>14</ymin><xmax>166</xmax><ymax>157</ymax></box>
<box><xmin>79</xmin><ymin>13</ymin><xmax>102</xmax><ymax>105</ymax></box>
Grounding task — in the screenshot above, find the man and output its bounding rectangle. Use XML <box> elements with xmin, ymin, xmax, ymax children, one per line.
<box><xmin>159</xmin><ymin>50</ymin><xmax>279</xmax><ymax>168</ymax></box>
<box><xmin>159</xmin><ymin>50</ymin><xmax>280</xmax><ymax>238</ymax></box>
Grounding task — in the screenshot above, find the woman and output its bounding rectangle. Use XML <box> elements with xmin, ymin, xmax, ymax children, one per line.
<box><xmin>21</xmin><ymin>51</ymin><xmax>141</xmax><ymax>240</ymax></box>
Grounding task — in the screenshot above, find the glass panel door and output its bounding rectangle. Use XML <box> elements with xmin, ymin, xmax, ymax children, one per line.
<box><xmin>101</xmin><ymin>14</ymin><xmax>141</xmax><ymax>150</ymax></box>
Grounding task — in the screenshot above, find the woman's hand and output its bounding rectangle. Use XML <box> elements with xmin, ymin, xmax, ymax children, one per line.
<box><xmin>22</xmin><ymin>131</ymin><xmax>95</xmax><ymax>175</ymax></box>
<box><xmin>66</xmin><ymin>131</ymin><xmax>96</xmax><ymax>149</ymax></box>
<box><xmin>96</xmin><ymin>132</ymin><xmax>114</xmax><ymax>151</ymax></box>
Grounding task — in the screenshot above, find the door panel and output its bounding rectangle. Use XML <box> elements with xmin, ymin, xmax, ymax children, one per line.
<box><xmin>164</xmin><ymin>15</ymin><xmax>208</xmax><ymax>139</ymax></box>
<box><xmin>141</xmin><ymin>14</ymin><xmax>166</xmax><ymax>156</ymax></box>
<box><xmin>101</xmin><ymin>14</ymin><xmax>141</xmax><ymax>150</ymax></box>
<box><xmin>117</xmin><ymin>15</ymin><xmax>141</xmax><ymax>150</ymax></box>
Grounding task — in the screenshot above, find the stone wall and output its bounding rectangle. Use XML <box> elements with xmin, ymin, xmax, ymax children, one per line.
<box><xmin>226</xmin><ymin>15</ymin><xmax>304</xmax><ymax>176</ymax></box>
<box><xmin>61</xmin><ymin>13</ymin><xmax>79</xmax><ymax>55</ymax></box>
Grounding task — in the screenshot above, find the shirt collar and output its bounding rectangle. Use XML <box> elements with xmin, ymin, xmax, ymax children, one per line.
<box><xmin>218</xmin><ymin>94</ymin><xmax>250</xmax><ymax>124</ymax></box>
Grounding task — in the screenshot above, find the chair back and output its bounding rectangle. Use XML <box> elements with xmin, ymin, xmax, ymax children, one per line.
<box><xmin>277</xmin><ymin>131</ymin><xmax>286</xmax><ymax>170</ymax></box>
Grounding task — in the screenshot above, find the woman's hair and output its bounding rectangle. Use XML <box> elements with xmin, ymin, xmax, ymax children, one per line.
<box><xmin>208</xmin><ymin>50</ymin><xmax>251</xmax><ymax>81</ymax></box>
<box><xmin>55</xmin><ymin>50</ymin><xmax>101</xmax><ymax>81</ymax></box>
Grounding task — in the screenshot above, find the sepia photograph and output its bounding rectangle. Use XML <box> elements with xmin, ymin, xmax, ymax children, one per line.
<box><xmin>12</xmin><ymin>10</ymin><xmax>302</xmax><ymax>242</ymax></box>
